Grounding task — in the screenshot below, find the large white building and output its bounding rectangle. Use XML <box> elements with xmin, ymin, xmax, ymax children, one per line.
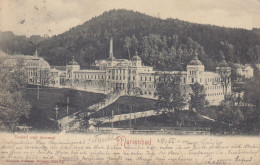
<box><xmin>6</xmin><ymin>38</ymin><xmax>231</xmax><ymax>107</ymax></box>
<box><xmin>61</xmin><ymin>38</ymin><xmax>231</xmax><ymax>106</ymax></box>
<box><xmin>5</xmin><ymin>51</ymin><xmax>51</xmax><ymax>85</ymax></box>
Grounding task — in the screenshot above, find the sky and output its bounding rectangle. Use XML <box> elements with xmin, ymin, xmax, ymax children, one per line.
<box><xmin>0</xmin><ymin>0</ymin><xmax>260</xmax><ymax>37</ymax></box>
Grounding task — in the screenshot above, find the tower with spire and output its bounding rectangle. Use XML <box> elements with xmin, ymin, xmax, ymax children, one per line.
<box><xmin>187</xmin><ymin>51</ymin><xmax>205</xmax><ymax>84</ymax></box>
<box><xmin>132</xmin><ymin>51</ymin><xmax>142</xmax><ymax>67</ymax></box>
<box><xmin>66</xmin><ymin>56</ymin><xmax>80</xmax><ymax>86</ymax></box>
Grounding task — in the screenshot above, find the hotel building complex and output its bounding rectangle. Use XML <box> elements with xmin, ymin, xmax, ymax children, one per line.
<box><xmin>5</xmin><ymin>38</ymin><xmax>231</xmax><ymax>106</ymax></box>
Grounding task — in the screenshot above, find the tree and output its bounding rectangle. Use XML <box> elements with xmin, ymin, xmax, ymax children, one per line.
<box><xmin>0</xmin><ymin>53</ymin><xmax>31</xmax><ymax>131</ymax></box>
<box><xmin>217</xmin><ymin>94</ymin><xmax>244</xmax><ymax>130</ymax></box>
<box><xmin>131</xmin><ymin>35</ymin><xmax>138</xmax><ymax>53</ymax></box>
<box><xmin>24</xmin><ymin>103</ymin><xmax>59</xmax><ymax>132</ymax></box>
<box><xmin>216</xmin><ymin>54</ymin><xmax>231</xmax><ymax>99</ymax></box>
<box><xmin>155</xmin><ymin>73</ymin><xmax>186</xmax><ymax>126</ymax></box>
<box><xmin>190</xmin><ymin>82</ymin><xmax>208</xmax><ymax>114</ymax></box>
<box><xmin>123</xmin><ymin>36</ymin><xmax>131</xmax><ymax>59</ymax></box>
<box><xmin>243</xmin><ymin>76</ymin><xmax>260</xmax><ymax>109</ymax></box>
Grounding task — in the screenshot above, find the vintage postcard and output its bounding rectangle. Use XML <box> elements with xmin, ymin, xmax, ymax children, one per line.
<box><xmin>0</xmin><ymin>0</ymin><xmax>259</xmax><ymax>164</ymax></box>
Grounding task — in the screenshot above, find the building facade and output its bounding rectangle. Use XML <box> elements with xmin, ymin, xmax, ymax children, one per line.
<box><xmin>62</xmin><ymin>38</ymin><xmax>231</xmax><ymax>105</ymax></box>
<box><xmin>6</xmin><ymin>39</ymin><xmax>231</xmax><ymax>107</ymax></box>
<box><xmin>5</xmin><ymin>51</ymin><xmax>51</xmax><ymax>85</ymax></box>
<box><xmin>234</xmin><ymin>64</ymin><xmax>254</xmax><ymax>79</ymax></box>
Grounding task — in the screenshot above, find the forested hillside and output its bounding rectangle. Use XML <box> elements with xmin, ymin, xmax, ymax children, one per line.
<box><xmin>0</xmin><ymin>31</ymin><xmax>45</xmax><ymax>55</ymax></box>
<box><xmin>1</xmin><ymin>9</ymin><xmax>259</xmax><ymax>71</ymax></box>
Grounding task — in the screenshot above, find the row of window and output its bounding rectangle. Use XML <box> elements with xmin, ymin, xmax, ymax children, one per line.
<box><xmin>141</xmin><ymin>84</ymin><xmax>156</xmax><ymax>89</ymax></box>
<box><xmin>74</xmin><ymin>74</ymin><xmax>104</xmax><ymax>80</ymax></box>
<box><xmin>27</xmin><ymin>71</ymin><xmax>49</xmax><ymax>77</ymax></box>
<box><xmin>142</xmin><ymin>91</ymin><xmax>153</xmax><ymax>96</ymax></box>
<box><xmin>189</xmin><ymin>71</ymin><xmax>203</xmax><ymax>75</ymax></box>
<box><xmin>205</xmin><ymin>85</ymin><xmax>222</xmax><ymax>90</ymax></box>
<box><xmin>27</xmin><ymin>62</ymin><xmax>40</xmax><ymax>67</ymax></box>
<box><xmin>26</xmin><ymin>62</ymin><xmax>49</xmax><ymax>68</ymax></box>
<box><xmin>205</xmin><ymin>77</ymin><xmax>220</xmax><ymax>83</ymax></box>
<box><xmin>110</xmin><ymin>69</ymin><xmax>137</xmax><ymax>75</ymax></box>
<box><xmin>207</xmin><ymin>93</ymin><xmax>223</xmax><ymax>96</ymax></box>
<box><xmin>75</xmin><ymin>81</ymin><xmax>104</xmax><ymax>86</ymax></box>
<box><xmin>71</xmin><ymin>73</ymin><xmax>223</xmax><ymax>87</ymax></box>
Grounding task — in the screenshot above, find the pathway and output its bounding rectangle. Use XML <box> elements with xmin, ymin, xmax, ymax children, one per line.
<box><xmin>58</xmin><ymin>89</ymin><xmax>126</xmax><ymax>132</ymax></box>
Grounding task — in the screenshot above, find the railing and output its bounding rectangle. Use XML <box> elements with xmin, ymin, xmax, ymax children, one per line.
<box><xmin>88</xmin><ymin>89</ymin><xmax>125</xmax><ymax>112</ymax></box>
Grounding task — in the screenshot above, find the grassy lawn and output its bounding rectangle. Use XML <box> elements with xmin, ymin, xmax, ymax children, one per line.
<box><xmin>24</xmin><ymin>87</ymin><xmax>106</xmax><ymax>120</ymax></box>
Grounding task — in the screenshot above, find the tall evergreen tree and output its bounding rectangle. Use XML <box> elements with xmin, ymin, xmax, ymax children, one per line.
<box><xmin>189</xmin><ymin>83</ymin><xmax>208</xmax><ymax>114</ymax></box>
<box><xmin>155</xmin><ymin>73</ymin><xmax>186</xmax><ymax>126</ymax></box>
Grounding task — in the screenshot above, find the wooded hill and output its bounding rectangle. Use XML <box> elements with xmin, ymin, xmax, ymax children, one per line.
<box><xmin>0</xmin><ymin>9</ymin><xmax>259</xmax><ymax>71</ymax></box>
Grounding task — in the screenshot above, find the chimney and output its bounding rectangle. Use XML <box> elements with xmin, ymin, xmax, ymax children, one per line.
<box><xmin>35</xmin><ymin>50</ymin><xmax>38</xmax><ymax>57</ymax></box>
<box><xmin>109</xmin><ymin>38</ymin><xmax>113</xmax><ymax>58</ymax></box>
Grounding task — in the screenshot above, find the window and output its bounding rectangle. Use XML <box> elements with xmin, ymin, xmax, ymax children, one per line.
<box><xmin>192</xmin><ymin>78</ymin><xmax>194</xmax><ymax>83</ymax></box>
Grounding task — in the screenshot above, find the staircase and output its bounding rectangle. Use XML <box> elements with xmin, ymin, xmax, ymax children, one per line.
<box><xmin>88</xmin><ymin>89</ymin><xmax>125</xmax><ymax>112</ymax></box>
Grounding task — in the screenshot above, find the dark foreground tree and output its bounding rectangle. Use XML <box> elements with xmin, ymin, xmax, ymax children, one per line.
<box><xmin>24</xmin><ymin>103</ymin><xmax>59</xmax><ymax>132</ymax></box>
<box><xmin>216</xmin><ymin>54</ymin><xmax>232</xmax><ymax>99</ymax></box>
<box><xmin>190</xmin><ymin>82</ymin><xmax>208</xmax><ymax>114</ymax></box>
<box><xmin>155</xmin><ymin>73</ymin><xmax>186</xmax><ymax>126</ymax></box>
<box><xmin>0</xmin><ymin>53</ymin><xmax>31</xmax><ymax>131</ymax></box>
<box><xmin>217</xmin><ymin>94</ymin><xmax>244</xmax><ymax>130</ymax></box>
<box><xmin>243</xmin><ymin>76</ymin><xmax>260</xmax><ymax>109</ymax></box>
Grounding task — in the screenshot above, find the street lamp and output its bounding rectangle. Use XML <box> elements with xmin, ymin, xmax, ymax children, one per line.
<box><xmin>66</xmin><ymin>97</ymin><xmax>69</xmax><ymax>115</ymax></box>
<box><xmin>54</xmin><ymin>105</ymin><xmax>59</xmax><ymax>120</ymax></box>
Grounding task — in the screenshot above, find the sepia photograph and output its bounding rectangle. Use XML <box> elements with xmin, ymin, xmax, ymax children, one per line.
<box><xmin>0</xmin><ymin>0</ymin><xmax>260</xmax><ymax>164</ymax></box>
